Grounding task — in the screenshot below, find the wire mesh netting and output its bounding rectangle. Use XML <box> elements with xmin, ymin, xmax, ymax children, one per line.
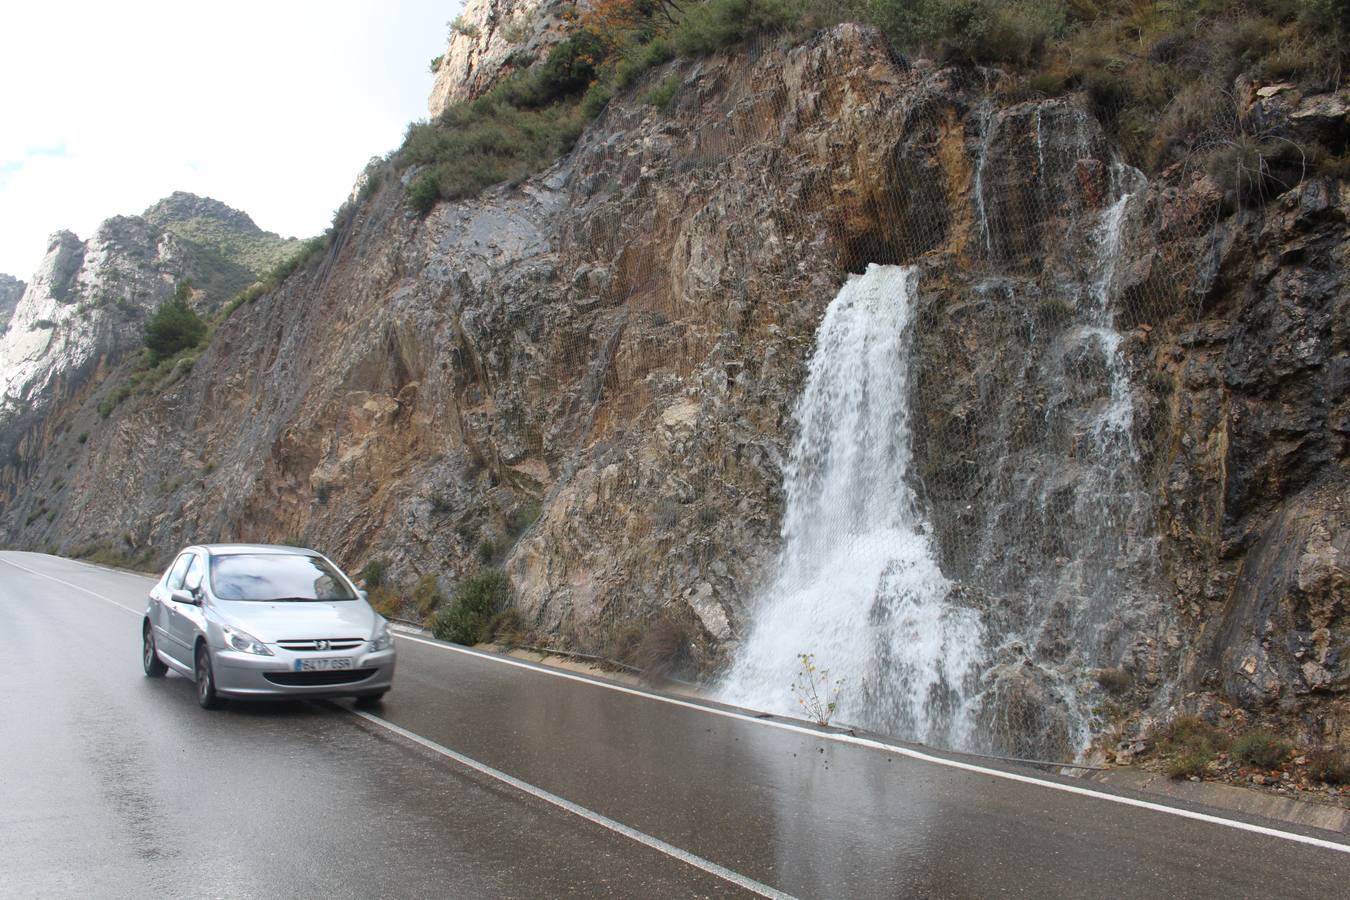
<box><xmin>462</xmin><ymin>30</ymin><xmax>1234</xmax><ymax>761</ymax></box>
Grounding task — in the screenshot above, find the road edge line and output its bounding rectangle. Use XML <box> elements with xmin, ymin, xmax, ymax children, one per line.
<box><xmin>348</xmin><ymin>708</ymin><xmax>795</xmax><ymax>899</ymax></box>
<box><xmin>392</xmin><ymin>631</ymin><xmax>1350</xmax><ymax>855</ymax></box>
<box><xmin>1</xmin><ymin>554</ymin><xmax>142</xmax><ymax>616</ymax></box>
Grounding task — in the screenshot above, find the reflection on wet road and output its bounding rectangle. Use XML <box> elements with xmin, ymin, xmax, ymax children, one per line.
<box><xmin>1</xmin><ymin>551</ymin><xmax>1346</xmax><ymax>898</ymax></box>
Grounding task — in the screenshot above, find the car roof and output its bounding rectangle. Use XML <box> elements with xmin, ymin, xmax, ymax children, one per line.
<box><xmin>191</xmin><ymin>543</ymin><xmax>323</xmax><ymax>557</ymax></box>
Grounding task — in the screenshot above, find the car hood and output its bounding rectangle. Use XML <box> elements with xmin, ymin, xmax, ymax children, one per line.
<box><xmin>214</xmin><ymin>599</ymin><xmax>376</xmax><ymax>643</ymax></box>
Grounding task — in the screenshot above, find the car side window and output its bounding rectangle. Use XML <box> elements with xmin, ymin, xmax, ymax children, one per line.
<box><xmin>184</xmin><ymin>555</ymin><xmax>206</xmax><ymax>594</ymax></box>
<box><xmin>166</xmin><ymin>553</ymin><xmax>193</xmax><ymax>590</ymax></box>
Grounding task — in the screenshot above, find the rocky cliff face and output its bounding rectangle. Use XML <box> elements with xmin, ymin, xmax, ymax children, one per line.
<box><xmin>2</xmin><ymin>26</ymin><xmax>1343</xmax><ymax>755</ymax></box>
<box><xmin>0</xmin><ymin>274</ymin><xmax>24</xmax><ymax>332</ymax></box>
<box><xmin>0</xmin><ymin>195</ymin><xmax>301</xmax><ymax>510</ymax></box>
<box><xmin>428</xmin><ymin>0</ymin><xmax>573</xmax><ymax>118</ymax></box>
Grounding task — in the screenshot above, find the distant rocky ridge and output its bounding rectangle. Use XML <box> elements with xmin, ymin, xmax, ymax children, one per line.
<box><xmin>0</xmin><ymin>274</ymin><xmax>24</xmax><ymax>332</ymax></box>
<box><xmin>142</xmin><ymin>191</ymin><xmax>302</xmax><ymax>310</ymax></box>
<box><xmin>0</xmin><ymin>194</ymin><xmax>301</xmax><ymax>508</ymax></box>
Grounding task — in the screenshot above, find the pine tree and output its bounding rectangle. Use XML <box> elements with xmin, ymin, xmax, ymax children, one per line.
<box><xmin>143</xmin><ymin>281</ymin><xmax>206</xmax><ymax>363</ymax></box>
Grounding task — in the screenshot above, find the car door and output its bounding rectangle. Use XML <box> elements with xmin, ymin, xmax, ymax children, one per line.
<box><xmin>152</xmin><ymin>552</ymin><xmax>194</xmax><ymax>665</ymax></box>
<box><xmin>159</xmin><ymin>553</ymin><xmax>202</xmax><ymax>666</ymax></box>
<box><xmin>166</xmin><ymin>553</ymin><xmax>209</xmax><ymax>664</ymax></box>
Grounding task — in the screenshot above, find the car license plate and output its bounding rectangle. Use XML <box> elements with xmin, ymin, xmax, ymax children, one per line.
<box><xmin>296</xmin><ymin>657</ymin><xmax>353</xmax><ymax>672</ymax></box>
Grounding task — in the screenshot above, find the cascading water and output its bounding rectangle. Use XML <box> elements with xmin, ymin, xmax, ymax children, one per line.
<box><xmin>721</xmin><ymin>265</ymin><xmax>984</xmax><ymax>746</ymax></box>
<box><xmin>724</xmin><ymin>157</ymin><xmax>1166</xmax><ymax>760</ymax></box>
<box><xmin>965</xmin><ymin>162</ymin><xmax>1162</xmax><ymax>758</ymax></box>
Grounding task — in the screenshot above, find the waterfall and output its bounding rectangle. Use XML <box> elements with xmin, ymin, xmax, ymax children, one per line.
<box><xmin>724</xmin><ymin>165</ymin><xmax>1163</xmax><ymax>760</ymax></box>
<box><xmin>973</xmin><ymin>105</ymin><xmax>997</xmax><ymax>259</ymax></box>
<box><xmin>721</xmin><ymin>265</ymin><xmax>984</xmax><ymax>746</ymax></box>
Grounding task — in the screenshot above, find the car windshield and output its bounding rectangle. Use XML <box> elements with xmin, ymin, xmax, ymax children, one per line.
<box><xmin>209</xmin><ymin>553</ymin><xmax>357</xmax><ymax>602</ymax></box>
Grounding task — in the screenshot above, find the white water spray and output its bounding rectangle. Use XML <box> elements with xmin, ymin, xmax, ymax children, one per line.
<box><xmin>721</xmin><ymin>265</ymin><xmax>983</xmax><ymax>745</ymax></box>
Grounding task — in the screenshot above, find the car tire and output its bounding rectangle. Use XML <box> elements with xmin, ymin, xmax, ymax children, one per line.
<box><xmin>142</xmin><ymin>622</ymin><xmax>167</xmax><ymax>677</ymax></box>
<box><xmin>354</xmin><ymin>692</ymin><xmax>387</xmax><ymax>709</ymax></box>
<box><xmin>195</xmin><ymin>643</ymin><xmax>225</xmax><ymax>709</ymax></box>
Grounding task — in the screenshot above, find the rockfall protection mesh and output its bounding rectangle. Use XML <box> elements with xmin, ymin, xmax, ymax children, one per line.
<box><xmin>500</xmin><ymin>30</ymin><xmax>1230</xmax><ymax>760</ymax></box>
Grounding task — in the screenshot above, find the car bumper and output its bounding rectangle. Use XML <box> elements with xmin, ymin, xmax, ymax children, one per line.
<box><xmin>212</xmin><ymin>646</ymin><xmax>396</xmax><ymax>699</ymax></box>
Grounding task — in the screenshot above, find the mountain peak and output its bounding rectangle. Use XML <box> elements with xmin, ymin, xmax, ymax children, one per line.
<box><xmin>142</xmin><ymin>192</ymin><xmax>260</xmax><ymax>234</ymax></box>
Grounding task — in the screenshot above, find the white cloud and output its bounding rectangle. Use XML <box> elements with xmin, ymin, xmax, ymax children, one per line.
<box><xmin>0</xmin><ymin>0</ymin><xmax>461</xmax><ymax>277</ymax></box>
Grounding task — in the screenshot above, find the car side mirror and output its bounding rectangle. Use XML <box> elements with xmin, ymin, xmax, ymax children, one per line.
<box><xmin>171</xmin><ymin>588</ymin><xmax>200</xmax><ymax>605</ymax></box>
<box><xmin>357</xmin><ymin>589</ymin><xmax>369</xmax><ymax>603</ymax></box>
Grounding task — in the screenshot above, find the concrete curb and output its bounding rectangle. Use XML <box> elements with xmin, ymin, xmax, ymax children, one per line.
<box><xmin>1093</xmin><ymin>767</ymin><xmax>1349</xmax><ymax>834</ymax></box>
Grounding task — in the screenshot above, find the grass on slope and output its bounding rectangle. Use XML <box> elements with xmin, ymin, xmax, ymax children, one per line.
<box><xmin>397</xmin><ymin>0</ymin><xmax>1348</xmax><ymax>214</ymax></box>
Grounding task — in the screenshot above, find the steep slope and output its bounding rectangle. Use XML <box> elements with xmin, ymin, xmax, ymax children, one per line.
<box><xmin>428</xmin><ymin>0</ymin><xmax>573</xmax><ymax>118</ymax></box>
<box><xmin>1</xmin><ymin>25</ymin><xmax>1344</xmax><ymax>757</ymax></box>
<box><xmin>0</xmin><ymin>274</ymin><xmax>24</xmax><ymax>332</ymax></box>
<box><xmin>0</xmin><ymin>196</ymin><xmax>303</xmax><ymax>518</ymax></box>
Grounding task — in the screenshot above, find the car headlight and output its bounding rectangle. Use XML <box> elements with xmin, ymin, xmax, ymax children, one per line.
<box><xmin>222</xmin><ymin>625</ymin><xmax>273</xmax><ymax>656</ymax></box>
<box><xmin>370</xmin><ymin>620</ymin><xmax>393</xmax><ymax>652</ymax></box>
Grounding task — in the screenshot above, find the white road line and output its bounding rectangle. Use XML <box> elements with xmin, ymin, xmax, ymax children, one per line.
<box><xmin>392</xmin><ymin>631</ymin><xmax>1350</xmax><ymax>855</ymax></box>
<box><xmin>6</xmin><ymin>552</ymin><xmax>1346</xmax><ymax>855</ymax></box>
<box><xmin>350</xmin><ymin>709</ymin><xmax>794</xmax><ymax>899</ymax></box>
<box><xmin>0</xmin><ymin>554</ymin><xmax>142</xmax><ymax>616</ymax></box>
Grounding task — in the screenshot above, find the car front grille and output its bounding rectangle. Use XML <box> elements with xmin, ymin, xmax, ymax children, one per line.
<box><xmin>277</xmin><ymin>638</ymin><xmax>365</xmax><ymax>652</ymax></box>
<box><xmin>264</xmin><ymin>669</ymin><xmax>378</xmax><ymax>686</ymax></box>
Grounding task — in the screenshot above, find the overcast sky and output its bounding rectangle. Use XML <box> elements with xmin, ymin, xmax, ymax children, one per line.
<box><xmin>0</xmin><ymin>1</ymin><xmax>463</xmax><ymax>278</ymax></box>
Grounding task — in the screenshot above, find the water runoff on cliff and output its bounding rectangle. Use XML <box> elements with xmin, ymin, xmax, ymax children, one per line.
<box><xmin>724</xmin><ymin>153</ymin><xmax>1163</xmax><ymax>761</ymax></box>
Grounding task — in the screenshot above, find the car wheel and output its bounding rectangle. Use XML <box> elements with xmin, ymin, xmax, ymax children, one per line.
<box><xmin>354</xmin><ymin>692</ymin><xmax>387</xmax><ymax>709</ymax></box>
<box><xmin>142</xmin><ymin>622</ymin><xmax>167</xmax><ymax>677</ymax></box>
<box><xmin>195</xmin><ymin>643</ymin><xmax>225</xmax><ymax>709</ymax></box>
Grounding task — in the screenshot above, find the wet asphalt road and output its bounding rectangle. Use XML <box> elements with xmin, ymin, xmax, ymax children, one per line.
<box><xmin>1</xmin><ymin>551</ymin><xmax>1347</xmax><ymax>899</ymax></box>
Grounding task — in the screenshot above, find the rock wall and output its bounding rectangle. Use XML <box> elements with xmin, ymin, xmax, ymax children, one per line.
<box><xmin>0</xmin><ymin>274</ymin><xmax>24</xmax><ymax>331</ymax></box>
<box><xmin>2</xmin><ymin>26</ymin><xmax>1343</xmax><ymax>751</ymax></box>
<box><xmin>0</xmin><ymin>196</ymin><xmax>303</xmax><ymax>511</ymax></box>
<box><xmin>428</xmin><ymin>0</ymin><xmax>574</xmax><ymax>117</ymax></box>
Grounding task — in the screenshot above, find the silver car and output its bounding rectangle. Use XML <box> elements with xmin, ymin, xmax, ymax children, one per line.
<box><xmin>141</xmin><ymin>543</ymin><xmax>395</xmax><ymax>708</ymax></box>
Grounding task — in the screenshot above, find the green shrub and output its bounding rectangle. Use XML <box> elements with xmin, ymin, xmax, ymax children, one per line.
<box><xmin>1168</xmin><ymin>746</ymin><xmax>1214</xmax><ymax>780</ymax></box>
<box><xmin>1232</xmin><ymin>730</ymin><xmax>1291</xmax><ymax>768</ymax></box>
<box><xmin>412</xmin><ymin>574</ymin><xmax>446</xmax><ymax>617</ymax></box>
<box><xmin>407</xmin><ymin>172</ymin><xmax>441</xmax><ymax>216</ymax></box>
<box><xmin>432</xmin><ymin>569</ymin><xmax>512</xmax><ymax>645</ymax></box>
<box><xmin>1307</xmin><ymin>748</ymin><xmax>1348</xmax><ymax>785</ymax></box>
<box><xmin>1095</xmin><ymin>668</ymin><xmax>1133</xmax><ymax>696</ymax></box>
<box><xmin>70</xmin><ymin>540</ymin><xmax>155</xmax><ymax>572</ymax></box>
<box><xmin>399</xmin><ymin>99</ymin><xmax>584</xmax><ymax>211</ymax></box>
<box><xmin>367</xmin><ymin>585</ymin><xmax>403</xmax><ymax>618</ymax></box>
<box><xmin>359</xmin><ymin>558</ymin><xmax>387</xmax><ymax>588</ymax></box>
<box><xmin>476</xmin><ymin>535</ymin><xmax>501</xmax><ymax>565</ymax></box>
<box><xmin>581</xmin><ymin>81</ymin><xmax>618</xmax><ymax>120</ymax></box>
<box><xmin>497</xmin><ymin>29</ymin><xmax>611</xmax><ymax>109</ymax></box>
<box><xmin>1147</xmin><ymin>714</ymin><xmax>1230</xmax><ymax>779</ymax></box>
<box><xmin>507</xmin><ymin>499</ymin><xmax>541</xmax><ymax>536</ymax></box>
<box><xmin>450</xmin><ymin>15</ymin><xmax>480</xmax><ymax>39</ymax></box>
<box><xmin>636</xmin><ymin>612</ymin><xmax>697</xmax><ymax>682</ymax></box>
<box><xmin>488</xmin><ymin>607</ymin><xmax>525</xmax><ymax>644</ymax></box>
<box><xmin>669</xmin><ymin>0</ymin><xmax>801</xmax><ymax>58</ymax></box>
<box><xmin>33</xmin><ymin>318</ymin><xmax>56</xmax><ymax>329</ymax></box>
<box><xmin>1149</xmin><ymin>715</ymin><xmax>1231</xmax><ymax>754</ymax></box>
<box><xmin>143</xmin><ymin>282</ymin><xmax>207</xmax><ymax>364</ymax></box>
<box><xmin>645</xmin><ymin>74</ymin><xmax>682</xmax><ymax>110</ymax></box>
